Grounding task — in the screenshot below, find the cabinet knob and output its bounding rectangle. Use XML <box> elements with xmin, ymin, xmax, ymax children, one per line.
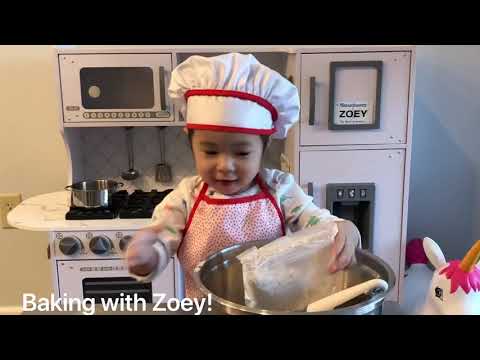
<box><xmin>59</xmin><ymin>236</ymin><xmax>83</xmax><ymax>256</ymax></box>
<box><xmin>89</xmin><ymin>236</ymin><xmax>113</xmax><ymax>255</ymax></box>
<box><xmin>119</xmin><ymin>235</ymin><xmax>133</xmax><ymax>252</ymax></box>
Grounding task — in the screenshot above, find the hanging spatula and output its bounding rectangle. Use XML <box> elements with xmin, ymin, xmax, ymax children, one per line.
<box><xmin>156</xmin><ymin>126</ymin><xmax>172</xmax><ymax>183</ymax></box>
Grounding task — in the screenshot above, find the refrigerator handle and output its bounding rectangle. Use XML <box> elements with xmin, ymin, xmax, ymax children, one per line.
<box><xmin>309</xmin><ymin>77</ymin><xmax>316</xmax><ymax>126</ymax></box>
<box><xmin>307</xmin><ymin>182</ymin><xmax>314</xmax><ymax>197</ymax></box>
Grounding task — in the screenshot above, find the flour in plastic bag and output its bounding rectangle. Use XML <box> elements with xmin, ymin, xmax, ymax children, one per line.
<box><xmin>237</xmin><ymin>222</ymin><xmax>347</xmax><ymax>311</ymax></box>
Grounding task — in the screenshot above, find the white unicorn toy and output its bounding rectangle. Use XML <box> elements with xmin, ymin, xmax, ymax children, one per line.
<box><xmin>420</xmin><ymin>237</ymin><xmax>480</xmax><ymax>315</ymax></box>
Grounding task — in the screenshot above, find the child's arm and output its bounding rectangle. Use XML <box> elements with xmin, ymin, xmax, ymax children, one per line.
<box><xmin>126</xmin><ymin>177</ymin><xmax>198</xmax><ymax>281</ymax></box>
<box><xmin>269</xmin><ymin>171</ymin><xmax>339</xmax><ymax>232</ymax></box>
<box><xmin>270</xmin><ymin>170</ymin><xmax>360</xmax><ymax>271</ymax></box>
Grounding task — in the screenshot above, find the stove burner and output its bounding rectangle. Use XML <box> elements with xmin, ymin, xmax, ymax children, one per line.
<box><xmin>65</xmin><ymin>189</ymin><xmax>173</xmax><ymax>220</ymax></box>
<box><xmin>65</xmin><ymin>207</ymin><xmax>117</xmax><ymax>220</ymax></box>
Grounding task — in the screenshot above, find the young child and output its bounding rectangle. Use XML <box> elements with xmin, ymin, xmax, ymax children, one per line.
<box><xmin>126</xmin><ymin>53</ymin><xmax>361</xmax><ymax>299</ymax></box>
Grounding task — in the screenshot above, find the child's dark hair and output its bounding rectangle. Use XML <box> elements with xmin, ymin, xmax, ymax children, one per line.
<box><xmin>187</xmin><ymin>129</ymin><xmax>270</xmax><ymax>152</ymax></box>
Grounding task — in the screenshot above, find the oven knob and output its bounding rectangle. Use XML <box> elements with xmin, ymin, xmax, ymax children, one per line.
<box><xmin>89</xmin><ymin>236</ymin><xmax>113</xmax><ymax>255</ymax></box>
<box><xmin>59</xmin><ymin>236</ymin><xmax>83</xmax><ymax>256</ymax></box>
<box><xmin>119</xmin><ymin>235</ymin><xmax>133</xmax><ymax>252</ymax></box>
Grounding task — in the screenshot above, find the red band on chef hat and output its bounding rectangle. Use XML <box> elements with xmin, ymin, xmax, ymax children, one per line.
<box><xmin>185</xmin><ymin>89</ymin><xmax>278</xmax><ymax>122</ymax></box>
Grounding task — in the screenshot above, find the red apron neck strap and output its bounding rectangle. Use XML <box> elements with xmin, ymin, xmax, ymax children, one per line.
<box><xmin>198</xmin><ymin>181</ymin><xmax>209</xmax><ymax>199</ymax></box>
<box><xmin>255</xmin><ymin>173</ymin><xmax>269</xmax><ymax>193</ymax></box>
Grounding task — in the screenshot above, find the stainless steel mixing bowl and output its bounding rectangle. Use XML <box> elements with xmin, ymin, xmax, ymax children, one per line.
<box><xmin>193</xmin><ymin>239</ymin><xmax>396</xmax><ymax>315</ymax></box>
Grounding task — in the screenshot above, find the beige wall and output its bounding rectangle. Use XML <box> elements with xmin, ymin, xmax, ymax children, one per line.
<box><xmin>0</xmin><ymin>46</ymin><xmax>68</xmax><ymax>305</ymax></box>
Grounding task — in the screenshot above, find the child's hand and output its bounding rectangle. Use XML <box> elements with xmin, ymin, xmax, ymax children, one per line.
<box><xmin>328</xmin><ymin>220</ymin><xmax>360</xmax><ymax>273</ymax></box>
<box><xmin>125</xmin><ymin>228</ymin><xmax>160</xmax><ymax>277</ymax></box>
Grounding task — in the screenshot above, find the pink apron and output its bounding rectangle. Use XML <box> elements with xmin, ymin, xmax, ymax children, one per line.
<box><xmin>178</xmin><ymin>175</ymin><xmax>285</xmax><ymax>298</ymax></box>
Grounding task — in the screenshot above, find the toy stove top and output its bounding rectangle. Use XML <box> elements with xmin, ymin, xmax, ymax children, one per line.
<box><xmin>65</xmin><ymin>189</ymin><xmax>173</xmax><ymax>220</ymax></box>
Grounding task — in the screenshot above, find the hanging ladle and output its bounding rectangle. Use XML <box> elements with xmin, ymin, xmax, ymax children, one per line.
<box><xmin>121</xmin><ymin>127</ymin><xmax>140</xmax><ymax>180</ymax></box>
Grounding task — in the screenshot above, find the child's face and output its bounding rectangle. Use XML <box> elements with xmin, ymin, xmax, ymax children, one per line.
<box><xmin>191</xmin><ymin>130</ymin><xmax>264</xmax><ymax>195</ymax></box>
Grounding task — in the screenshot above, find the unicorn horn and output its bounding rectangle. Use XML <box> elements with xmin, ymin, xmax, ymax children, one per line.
<box><xmin>459</xmin><ymin>240</ymin><xmax>480</xmax><ymax>272</ymax></box>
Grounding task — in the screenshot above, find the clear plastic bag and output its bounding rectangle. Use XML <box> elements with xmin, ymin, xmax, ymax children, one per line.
<box><xmin>237</xmin><ymin>222</ymin><xmax>347</xmax><ymax>311</ymax></box>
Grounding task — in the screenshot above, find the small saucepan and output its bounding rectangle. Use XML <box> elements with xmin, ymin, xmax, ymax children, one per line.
<box><xmin>65</xmin><ymin>180</ymin><xmax>124</xmax><ymax>208</ymax></box>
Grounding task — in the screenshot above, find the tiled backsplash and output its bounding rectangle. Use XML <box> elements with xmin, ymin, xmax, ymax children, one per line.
<box><xmin>71</xmin><ymin>126</ymin><xmax>284</xmax><ymax>193</ymax></box>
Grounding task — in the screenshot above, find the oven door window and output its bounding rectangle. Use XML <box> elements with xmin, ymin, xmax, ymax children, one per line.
<box><xmin>80</xmin><ymin>67</ymin><xmax>154</xmax><ymax>109</ymax></box>
<box><xmin>82</xmin><ymin>277</ymin><xmax>153</xmax><ymax>303</ymax></box>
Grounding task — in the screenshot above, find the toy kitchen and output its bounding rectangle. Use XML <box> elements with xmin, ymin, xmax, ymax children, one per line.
<box><xmin>8</xmin><ymin>45</ymin><xmax>415</xmax><ymax>305</ymax></box>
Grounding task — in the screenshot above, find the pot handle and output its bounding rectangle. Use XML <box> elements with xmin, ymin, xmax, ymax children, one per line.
<box><xmin>65</xmin><ymin>185</ymin><xmax>72</xmax><ymax>191</ymax></box>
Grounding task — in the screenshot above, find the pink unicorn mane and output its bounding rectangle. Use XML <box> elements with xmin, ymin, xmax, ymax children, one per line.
<box><xmin>439</xmin><ymin>261</ymin><xmax>480</xmax><ymax>294</ymax></box>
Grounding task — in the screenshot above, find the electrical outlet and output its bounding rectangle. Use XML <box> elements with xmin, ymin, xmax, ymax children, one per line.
<box><xmin>0</xmin><ymin>193</ymin><xmax>22</xmax><ymax>229</ymax></box>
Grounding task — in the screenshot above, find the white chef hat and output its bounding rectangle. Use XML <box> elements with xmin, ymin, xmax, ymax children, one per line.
<box><xmin>168</xmin><ymin>53</ymin><xmax>300</xmax><ymax>139</ymax></box>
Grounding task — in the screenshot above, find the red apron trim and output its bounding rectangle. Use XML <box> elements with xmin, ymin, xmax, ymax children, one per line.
<box><xmin>257</xmin><ymin>175</ymin><xmax>286</xmax><ymax>236</ymax></box>
<box><xmin>202</xmin><ymin>192</ymin><xmax>267</xmax><ymax>205</ymax></box>
<box><xmin>185</xmin><ymin>89</ymin><xmax>278</xmax><ymax>121</ymax></box>
<box><xmin>186</xmin><ymin>123</ymin><xmax>276</xmax><ymax>136</ymax></box>
<box><xmin>182</xmin><ymin>182</ymin><xmax>209</xmax><ymax>238</ymax></box>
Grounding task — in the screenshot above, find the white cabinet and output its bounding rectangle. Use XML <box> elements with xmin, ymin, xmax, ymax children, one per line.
<box><xmin>300</xmin><ymin>51</ymin><xmax>412</xmax><ymax>146</ymax></box>
<box><xmin>296</xmin><ymin>47</ymin><xmax>415</xmax><ymax>303</ymax></box>
<box><xmin>299</xmin><ymin>149</ymin><xmax>406</xmax><ymax>301</ymax></box>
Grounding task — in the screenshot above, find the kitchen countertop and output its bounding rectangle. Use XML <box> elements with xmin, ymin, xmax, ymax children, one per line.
<box><xmin>7</xmin><ymin>191</ymin><xmax>152</xmax><ymax>232</ymax></box>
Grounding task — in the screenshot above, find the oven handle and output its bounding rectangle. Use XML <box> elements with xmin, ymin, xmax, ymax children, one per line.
<box><xmin>159</xmin><ymin>66</ymin><xmax>167</xmax><ymax>111</ymax></box>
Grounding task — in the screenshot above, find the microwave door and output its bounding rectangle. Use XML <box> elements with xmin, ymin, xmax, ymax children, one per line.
<box><xmin>80</xmin><ymin>67</ymin><xmax>155</xmax><ymax>110</ymax></box>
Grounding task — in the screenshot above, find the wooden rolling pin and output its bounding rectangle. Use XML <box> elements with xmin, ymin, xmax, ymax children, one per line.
<box><xmin>306</xmin><ymin>278</ymin><xmax>389</xmax><ymax>312</ymax></box>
